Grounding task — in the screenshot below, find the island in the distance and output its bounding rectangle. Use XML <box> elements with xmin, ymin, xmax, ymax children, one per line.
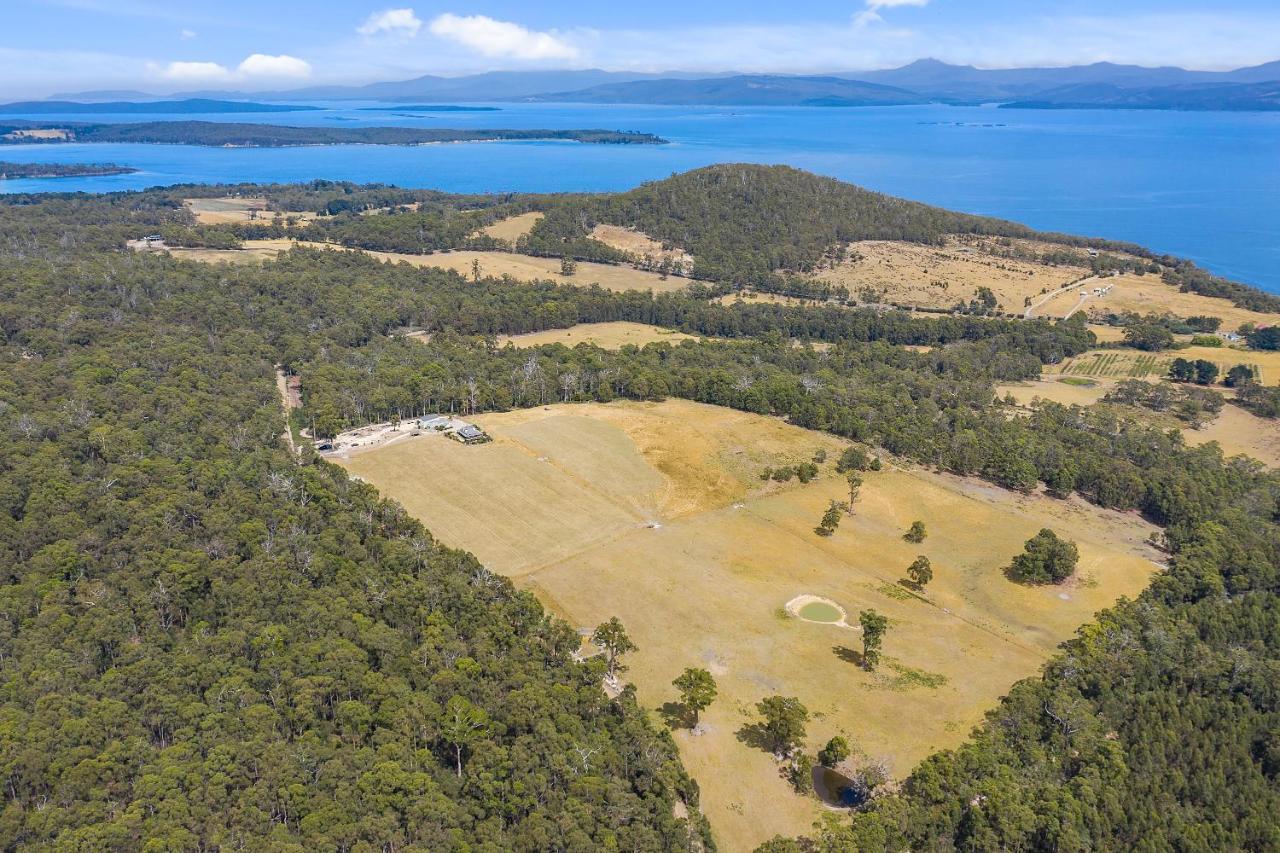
<box><xmin>0</xmin><ymin>161</ymin><xmax>137</xmax><ymax>178</ymax></box>
<box><xmin>0</xmin><ymin>99</ymin><xmax>320</xmax><ymax>114</ymax></box>
<box><xmin>358</xmin><ymin>105</ymin><xmax>501</xmax><ymax>112</ymax></box>
<box><xmin>0</xmin><ymin>120</ymin><xmax>666</xmax><ymax>147</ymax></box>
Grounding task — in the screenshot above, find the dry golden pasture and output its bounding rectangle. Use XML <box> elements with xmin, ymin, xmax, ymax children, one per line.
<box><xmin>812</xmin><ymin>237</ymin><xmax>1280</xmax><ymax>330</ymax></box>
<box><xmin>996</xmin><ymin>376</ymin><xmax>1113</xmax><ymax>408</ymax></box>
<box><xmin>814</xmin><ymin>237</ymin><xmax>1090</xmax><ymax>314</ymax></box>
<box><xmin>713</xmin><ymin>291</ymin><xmax>836</xmax><ymax>308</ymax></box>
<box><xmin>401</xmin><ymin>249</ymin><xmax>688</xmax><ymax>292</ymax></box>
<box><xmin>497</xmin><ymin>322</ymin><xmax>701</xmax><ymax>349</ymax></box>
<box><xmin>1061</xmin><ymin>345</ymin><xmax>1280</xmax><ymax>386</ymax></box>
<box><xmin>3</xmin><ymin>128</ymin><xmax>70</xmax><ymax>141</ymax></box>
<box><xmin>166</xmin><ymin>238</ymin><xmax>297</xmax><ymax>264</ymax></box>
<box><xmin>477</xmin><ymin>211</ymin><xmax>543</xmax><ymax>243</ymax></box>
<box><xmin>1037</xmin><ymin>273</ymin><xmax>1280</xmax><ymax>330</ymax></box>
<box><xmin>339</xmin><ymin>400</ymin><xmax>1160</xmax><ymax>851</ymax></box>
<box><xmin>590</xmin><ymin>224</ymin><xmax>694</xmax><ymax>271</ymax></box>
<box><xmin>162</xmin><ymin>238</ymin><xmax>688</xmax><ymax>292</ymax></box>
<box><xmin>302</xmin><ymin>242</ymin><xmax>686</xmax><ymax>293</ymax></box>
<box><xmin>183</xmin><ymin>196</ymin><xmax>305</xmax><ymax>225</ymax></box>
<box><xmin>1184</xmin><ymin>404</ymin><xmax>1280</xmax><ymax>468</ymax></box>
<box><xmin>1088</xmin><ymin>324</ymin><xmax>1128</xmax><ymax>343</ymax></box>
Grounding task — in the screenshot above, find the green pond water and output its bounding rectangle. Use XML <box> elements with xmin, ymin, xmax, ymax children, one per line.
<box><xmin>798</xmin><ymin>601</ymin><xmax>842</xmax><ymax>623</ymax></box>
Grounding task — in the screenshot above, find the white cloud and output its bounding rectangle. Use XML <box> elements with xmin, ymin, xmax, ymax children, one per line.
<box><xmin>180</xmin><ymin>29</ymin><xmax>197</xmax><ymax>40</ymax></box>
<box><xmin>159</xmin><ymin>60</ymin><xmax>231</xmax><ymax>81</ymax></box>
<box><xmin>237</xmin><ymin>53</ymin><xmax>312</xmax><ymax>79</ymax></box>
<box><xmin>358</xmin><ymin>8</ymin><xmax>423</xmax><ymax>38</ymax></box>
<box><xmin>856</xmin><ymin>0</ymin><xmax>930</xmax><ymax>28</ymax></box>
<box><xmin>428</xmin><ymin>13</ymin><xmax>578</xmax><ymax>61</ymax></box>
<box><xmin>151</xmin><ymin>54</ymin><xmax>310</xmax><ymax>83</ymax></box>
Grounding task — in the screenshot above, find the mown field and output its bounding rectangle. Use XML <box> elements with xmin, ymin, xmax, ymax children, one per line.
<box><xmin>338</xmin><ymin>399</ymin><xmax>1161</xmax><ymax>851</ymax></box>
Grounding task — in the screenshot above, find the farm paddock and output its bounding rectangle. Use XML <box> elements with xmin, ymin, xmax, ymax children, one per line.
<box><xmin>338</xmin><ymin>400</ymin><xmax>1160</xmax><ymax>850</ymax></box>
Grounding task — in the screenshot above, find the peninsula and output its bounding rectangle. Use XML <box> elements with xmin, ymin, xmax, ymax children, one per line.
<box><xmin>0</xmin><ymin>120</ymin><xmax>667</xmax><ymax>147</ymax></box>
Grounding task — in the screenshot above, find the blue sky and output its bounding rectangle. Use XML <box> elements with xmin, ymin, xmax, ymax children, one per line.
<box><xmin>4</xmin><ymin>0</ymin><xmax>1280</xmax><ymax>97</ymax></box>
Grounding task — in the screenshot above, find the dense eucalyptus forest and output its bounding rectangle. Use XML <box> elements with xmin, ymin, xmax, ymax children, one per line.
<box><xmin>0</xmin><ymin>171</ymin><xmax>1278</xmax><ymax>850</ymax></box>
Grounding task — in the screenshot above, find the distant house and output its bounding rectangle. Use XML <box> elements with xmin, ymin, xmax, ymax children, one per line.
<box><xmin>453</xmin><ymin>424</ymin><xmax>491</xmax><ymax>445</ymax></box>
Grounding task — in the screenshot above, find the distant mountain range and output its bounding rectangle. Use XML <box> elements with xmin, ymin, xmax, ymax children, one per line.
<box><xmin>46</xmin><ymin>59</ymin><xmax>1280</xmax><ymax>111</ymax></box>
<box><xmin>54</xmin><ymin>70</ymin><xmax>732</xmax><ymax>105</ymax></box>
<box><xmin>0</xmin><ymin>98</ymin><xmax>318</xmax><ymax>114</ymax></box>
<box><xmin>525</xmin><ymin>75</ymin><xmax>924</xmax><ymax>107</ymax></box>
<box><xmin>847</xmin><ymin>58</ymin><xmax>1280</xmax><ymax>100</ymax></box>
<box><xmin>1002</xmin><ymin>81</ymin><xmax>1280</xmax><ymax>111</ymax></box>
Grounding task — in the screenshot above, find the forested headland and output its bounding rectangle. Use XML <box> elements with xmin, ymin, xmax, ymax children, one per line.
<box><xmin>158</xmin><ymin>165</ymin><xmax>1280</xmax><ymax>313</ymax></box>
<box><xmin>0</xmin><ymin>161</ymin><xmax>136</xmax><ymax>179</ymax></box>
<box><xmin>0</xmin><ymin>121</ymin><xmax>667</xmax><ymax>147</ymax></box>
<box><xmin>0</xmin><ymin>176</ymin><xmax>1277</xmax><ymax>849</ymax></box>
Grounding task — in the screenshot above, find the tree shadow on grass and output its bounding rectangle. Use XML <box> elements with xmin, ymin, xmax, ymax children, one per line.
<box><xmin>659</xmin><ymin>701</ymin><xmax>691</xmax><ymax>730</ymax></box>
<box><xmin>833</xmin><ymin>645</ymin><xmax>865</xmax><ymax>667</ymax></box>
<box><xmin>735</xmin><ymin>722</ymin><xmax>775</xmax><ymax>753</ymax></box>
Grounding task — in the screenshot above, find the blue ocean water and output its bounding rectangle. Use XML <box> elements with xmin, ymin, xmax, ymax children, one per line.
<box><xmin>2</xmin><ymin>102</ymin><xmax>1278</xmax><ymax>292</ymax></box>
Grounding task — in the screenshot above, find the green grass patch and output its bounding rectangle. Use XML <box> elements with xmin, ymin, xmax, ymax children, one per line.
<box><xmin>1058</xmin><ymin>377</ymin><xmax>1096</xmax><ymax>387</ymax></box>
<box><xmin>874</xmin><ymin>582</ymin><xmax>916</xmax><ymax>602</ymax></box>
<box><xmin>879</xmin><ymin>660</ymin><xmax>949</xmax><ymax>691</ymax></box>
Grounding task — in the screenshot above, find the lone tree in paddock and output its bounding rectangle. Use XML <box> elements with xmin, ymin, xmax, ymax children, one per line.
<box><xmin>756</xmin><ymin>695</ymin><xmax>809</xmax><ymax>757</ymax></box>
<box><xmin>560</xmin><ymin>256</ymin><xmax>578</xmax><ymax>277</ymax></box>
<box><xmin>470</xmin><ymin>258</ymin><xmax>482</xmax><ymax>282</ymax></box>
<box><xmin>592</xmin><ymin>617</ymin><xmax>636</xmax><ymax>678</ymax></box>
<box><xmin>1007</xmin><ymin>528</ymin><xmax>1079</xmax><ymax>585</ymax></box>
<box><xmin>816</xmin><ymin>500</ymin><xmax>844</xmax><ymax>536</ymax></box>
<box><xmin>859</xmin><ymin>609</ymin><xmax>888</xmax><ymax>671</ymax></box>
<box><xmin>846</xmin><ymin>472</ymin><xmax>862</xmax><ymax>515</ymax></box>
<box><xmin>904</xmin><ymin>520</ymin><xmax>927</xmax><ymax>543</ymax></box>
<box><xmin>673</xmin><ymin>667</ymin><xmax>718</xmax><ymax>728</ymax></box>
<box><xmin>906</xmin><ymin>555</ymin><xmax>933</xmax><ymax>589</ymax></box>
